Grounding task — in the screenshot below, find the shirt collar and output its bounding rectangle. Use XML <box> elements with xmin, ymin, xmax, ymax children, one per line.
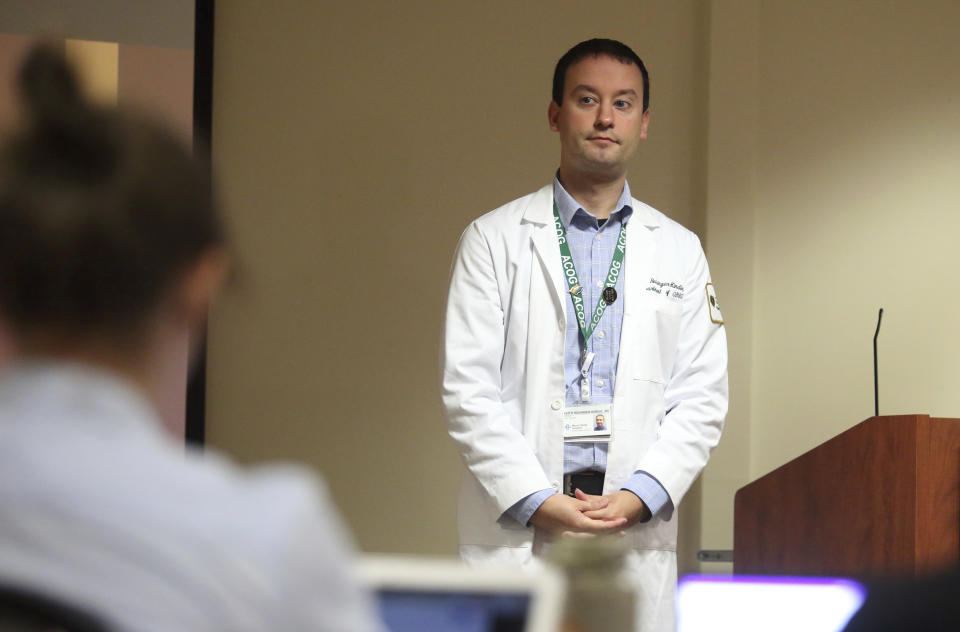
<box><xmin>0</xmin><ymin>360</ymin><xmax>164</xmax><ymax>438</ymax></box>
<box><xmin>552</xmin><ymin>174</ymin><xmax>634</xmax><ymax>228</ymax></box>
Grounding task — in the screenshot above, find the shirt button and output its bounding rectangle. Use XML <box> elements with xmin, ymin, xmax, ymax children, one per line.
<box><xmin>596</xmin><ymin>280</ymin><xmax>603</xmax><ymax>288</ymax></box>
<box><xmin>597</xmin><ymin>379</ymin><xmax>605</xmax><ymax>388</ymax></box>
<box><xmin>597</xmin><ymin>330</ymin><xmax>605</xmax><ymax>340</ymax></box>
<box><xmin>551</xmin><ymin>400</ymin><xmax>562</xmax><ymax>411</ymax></box>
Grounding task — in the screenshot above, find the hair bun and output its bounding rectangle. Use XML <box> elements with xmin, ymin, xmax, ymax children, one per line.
<box><xmin>16</xmin><ymin>43</ymin><xmax>116</xmax><ymax>177</ymax></box>
<box><xmin>17</xmin><ymin>44</ymin><xmax>84</xmax><ymax>127</ymax></box>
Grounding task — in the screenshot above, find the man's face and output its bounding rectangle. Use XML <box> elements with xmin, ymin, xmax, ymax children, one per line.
<box><xmin>549</xmin><ymin>55</ymin><xmax>649</xmax><ymax>178</ymax></box>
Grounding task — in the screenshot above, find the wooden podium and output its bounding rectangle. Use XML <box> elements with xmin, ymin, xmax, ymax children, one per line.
<box><xmin>734</xmin><ymin>415</ymin><xmax>960</xmax><ymax>578</ymax></box>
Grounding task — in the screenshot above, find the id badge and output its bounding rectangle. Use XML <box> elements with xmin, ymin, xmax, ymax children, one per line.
<box><xmin>562</xmin><ymin>404</ymin><xmax>613</xmax><ymax>442</ymax></box>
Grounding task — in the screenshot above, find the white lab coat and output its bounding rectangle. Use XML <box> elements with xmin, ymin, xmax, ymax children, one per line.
<box><xmin>441</xmin><ymin>184</ymin><xmax>728</xmax><ymax>630</ymax></box>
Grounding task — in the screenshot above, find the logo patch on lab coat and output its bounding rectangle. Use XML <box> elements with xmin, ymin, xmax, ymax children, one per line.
<box><xmin>706</xmin><ymin>283</ymin><xmax>723</xmax><ymax>324</ymax></box>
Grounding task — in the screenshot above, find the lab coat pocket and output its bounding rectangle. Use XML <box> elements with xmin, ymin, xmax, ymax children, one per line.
<box><xmin>633</xmin><ymin>297</ymin><xmax>683</xmax><ymax>384</ymax></box>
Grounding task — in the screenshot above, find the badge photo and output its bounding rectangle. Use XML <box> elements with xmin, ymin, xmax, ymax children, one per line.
<box><xmin>562</xmin><ymin>404</ymin><xmax>613</xmax><ymax>442</ymax></box>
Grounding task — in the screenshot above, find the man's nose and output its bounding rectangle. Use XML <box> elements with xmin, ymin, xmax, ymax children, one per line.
<box><xmin>595</xmin><ymin>102</ymin><xmax>614</xmax><ymax>128</ymax></box>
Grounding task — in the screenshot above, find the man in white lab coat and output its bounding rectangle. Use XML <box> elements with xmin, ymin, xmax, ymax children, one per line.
<box><xmin>441</xmin><ymin>39</ymin><xmax>728</xmax><ymax>631</ymax></box>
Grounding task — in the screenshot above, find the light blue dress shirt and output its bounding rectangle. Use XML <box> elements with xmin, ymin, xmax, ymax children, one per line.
<box><xmin>505</xmin><ymin>177</ymin><xmax>671</xmax><ymax>526</ymax></box>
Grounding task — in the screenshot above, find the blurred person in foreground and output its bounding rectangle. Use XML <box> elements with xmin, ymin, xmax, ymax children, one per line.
<box><xmin>0</xmin><ymin>45</ymin><xmax>378</xmax><ymax>631</ymax></box>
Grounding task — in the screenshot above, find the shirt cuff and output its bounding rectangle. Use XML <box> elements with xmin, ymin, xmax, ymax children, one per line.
<box><xmin>503</xmin><ymin>488</ymin><xmax>555</xmax><ymax>527</ymax></box>
<box><xmin>621</xmin><ymin>471</ymin><xmax>672</xmax><ymax>522</ymax></box>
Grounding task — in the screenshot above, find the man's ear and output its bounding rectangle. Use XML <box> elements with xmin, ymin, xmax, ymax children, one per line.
<box><xmin>173</xmin><ymin>248</ymin><xmax>229</xmax><ymax>326</ymax></box>
<box><xmin>548</xmin><ymin>100</ymin><xmax>561</xmax><ymax>132</ymax></box>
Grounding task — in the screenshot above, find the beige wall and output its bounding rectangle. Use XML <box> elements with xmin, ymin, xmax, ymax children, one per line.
<box><xmin>207</xmin><ymin>1</ymin><xmax>710</xmax><ymax>557</ymax></box>
<box><xmin>0</xmin><ymin>0</ymin><xmax>194</xmax><ymax>49</ymax></box>
<box><xmin>697</xmin><ymin>0</ymin><xmax>760</xmax><ymax>574</ymax></box>
<box><xmin>749</xmin><ymin>0</ymin><xmax>960</xmax><ymax>476</ymax></box>
<box><xmin>698</xmin><ymin>0</ymin><xmax>960</xmax><ymax>574</ymax></box>
<box><xmin>209</xmin><ymin>0</ymin><xmax>960</xmax><ymax>572</ymax></box>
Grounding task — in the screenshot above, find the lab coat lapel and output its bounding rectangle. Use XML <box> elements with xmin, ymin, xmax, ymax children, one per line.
<box><xmin>525</xmin><ymin>185</ymin><xmax>565</xmax><ymax>318</ymax></box>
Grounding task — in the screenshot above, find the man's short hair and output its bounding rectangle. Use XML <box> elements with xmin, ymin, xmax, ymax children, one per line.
<box><xmin>552</xmin><ymin>38</ymin><xmax>649</xmax><ymax>113</ymax></box>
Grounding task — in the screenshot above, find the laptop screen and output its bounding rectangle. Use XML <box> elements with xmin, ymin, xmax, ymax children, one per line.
<box><xmin>357</xmin><ymin>555</ymin><xmax>565</xmax><ymax>632</ymax></box>
<box><xmin>376</xmin><ymin>589</ymin><xmax>529</xmax><ymax>632</ymax></box>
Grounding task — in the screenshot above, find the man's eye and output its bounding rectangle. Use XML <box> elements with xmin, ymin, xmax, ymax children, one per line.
<box><xmin>579</xmin><ymin>96</ymin><xmax>595</xmax><ymax>104</ymax></box>
<box><xmin>615</xmin><ymin>100</ymin><xmax>631</xmax><ymax>108</ymax></box>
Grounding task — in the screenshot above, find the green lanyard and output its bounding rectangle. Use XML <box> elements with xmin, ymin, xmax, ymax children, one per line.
<box><xmin>552</xmin><ymin>200</ymin><xmax>627</xmax><ymax>347</ymax></box>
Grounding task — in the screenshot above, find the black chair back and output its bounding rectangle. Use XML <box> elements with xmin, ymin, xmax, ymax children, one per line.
<box><xmin>0</xmin><ymin>583</ymin><xmax>112</xmax><ymax>632</ymax></box>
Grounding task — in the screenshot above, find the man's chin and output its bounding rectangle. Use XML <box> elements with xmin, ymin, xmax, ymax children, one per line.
<box><xmin>581</xmin><ymin>148</ymin><xmax>625</xmax><ymax>166</ymax></box>
<box><xmin>579</xmin><ymin>157</ymin><xmax>627</xmax><ymax>177</ymax></box>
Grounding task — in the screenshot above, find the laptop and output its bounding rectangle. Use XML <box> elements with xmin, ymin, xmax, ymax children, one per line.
<box><xmin>356</xmin><ymin>555</ymin><xmax>566</xmax><ymax>632</ymax></box>
<box><xmin>676</xmin><ymin>574</ymin><xmax>866</xmax><ymax>632</ymax></box>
